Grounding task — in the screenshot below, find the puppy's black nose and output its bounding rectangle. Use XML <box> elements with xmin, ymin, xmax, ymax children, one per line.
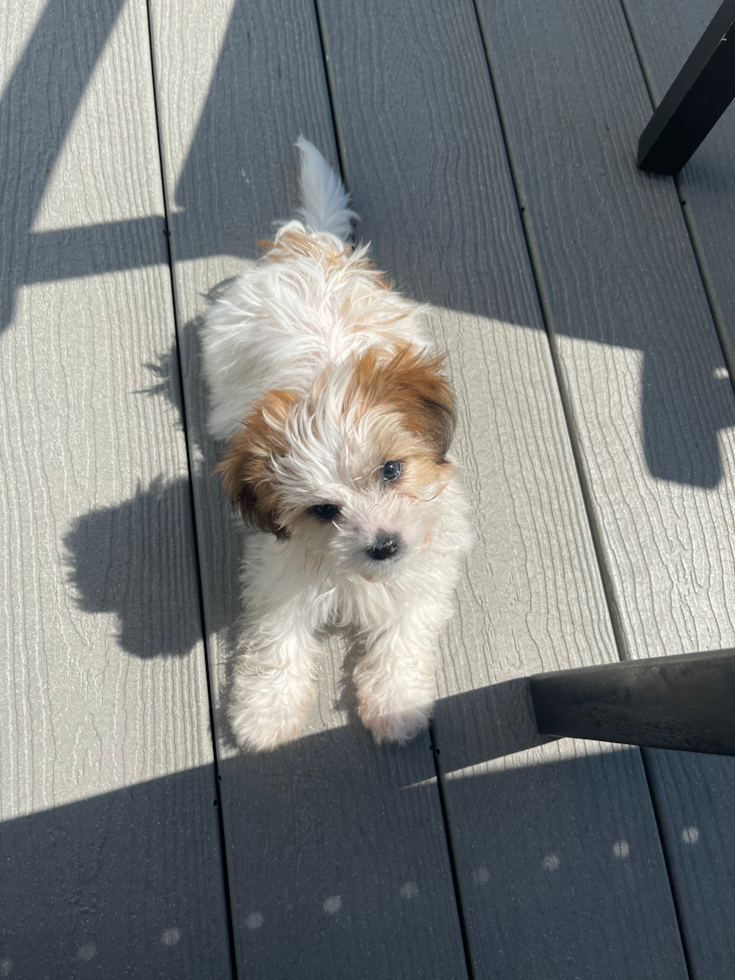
<box><xmin>366</xmin><ymin>531</ymin><xmax>402</xmax><ymax>561</ymax></box>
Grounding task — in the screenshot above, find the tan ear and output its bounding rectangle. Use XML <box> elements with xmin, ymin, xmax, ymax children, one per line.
<box><xmin>347</xmin><ymin>344</ymin><xmax>456</xmax><ymax>459</ymax></box>
<box><xmin>215</xmin><ymin>389</ymin><xmax>299</xmax><ymax>539</ymax></box>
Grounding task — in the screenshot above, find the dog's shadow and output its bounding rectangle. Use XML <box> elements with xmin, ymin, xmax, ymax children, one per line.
<box><xmin>63</xmin><ymin>477</ymin><xmax>203</xmax><ymax>659</ymax></box>
<box><xmin>62</xmin><ymin>282</ymin><xmax>238</xmax><ymax>667</ymax></box>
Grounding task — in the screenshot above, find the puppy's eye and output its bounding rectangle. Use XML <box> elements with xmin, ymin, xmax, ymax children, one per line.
<box><xmin>381</xmin><ymin>460</ymin><xmax>402</xmax><ymax>483</ymax></box>
<box><xmin>312</xmin><ymin>503</ymin><xmax>341</xmax><ymax>520</ymax></box>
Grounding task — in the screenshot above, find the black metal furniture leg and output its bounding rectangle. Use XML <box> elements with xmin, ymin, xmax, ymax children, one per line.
<box><xmin>529</xmin><ymin>649</ymin><xmax>735</xmax><ymax>755</ymax></box>
<box><xmin>637</xmin><ymin>0</ymin><xmax>735</xmax><ymax>175</ymax></box>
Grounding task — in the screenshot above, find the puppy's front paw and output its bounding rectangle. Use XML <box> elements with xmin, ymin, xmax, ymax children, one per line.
<box><xmin>358</xmin><ymin>700</ymin><xmax>433</xmax><ymax>746</ymax></box>
<box><xmin>228</xmin><ymin>668</ymin><xmax>314</xmax><ymax>752</ymax></box>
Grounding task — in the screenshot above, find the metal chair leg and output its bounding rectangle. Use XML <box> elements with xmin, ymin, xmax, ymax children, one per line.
<box><xmin>637</xmin><ymin>0</ymin><xmax>735</xmax><ymax>175</ymax></box>
<box><xmin>530</xmin><ymin>649</ymin><xmax>735</xmax><ymax>755</ymax></box>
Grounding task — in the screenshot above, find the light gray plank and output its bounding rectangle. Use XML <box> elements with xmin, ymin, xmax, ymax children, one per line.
<box><xmin>148</xmin><ymin>1</ymin><xmax>469</xmax><ymax>976</ymax></box>
<box><xmin>317</xmin><ymin>0</ymin><xmax>688</xmax><ymax>977</ymax></box>
<box><xmin>472</xmin><ymin>0</ymin><xmax>735</xmax><ymax>976</ymax></box>
<box><xmin>0</xmin><ymin>0</ymin><xmax>231</xmax><ymax>976</ymax></box>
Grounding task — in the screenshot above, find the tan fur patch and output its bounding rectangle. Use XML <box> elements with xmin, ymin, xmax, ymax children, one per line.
<box><xmin>344</xmin><ymin>343</ymin><xmax>456</xmax><ymax>460</ymax></box>
<box><xmin>259</xmin><ymin>228</ymin><xmax>349</xmax><ymax>266</ymax></box>
<box><xmin>398</xmin><ymin>453</ymin><xmax>454</xmax><ymax>498</ymax></box>
<box><xmin>259</xmin><ymin>229</ymin><xmax>396</xmax><ymax>292</ymax></box>
<box><xmin>215</xmin><ymin>389</ymin><xmax>299</xmax><ymax>538</ymax></box>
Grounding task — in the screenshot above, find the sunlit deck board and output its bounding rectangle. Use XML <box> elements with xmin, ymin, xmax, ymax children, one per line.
<box><xmin>0</xmin><ymin>0</ymin><xmax>231</xmax><ymax>977</ymax></box>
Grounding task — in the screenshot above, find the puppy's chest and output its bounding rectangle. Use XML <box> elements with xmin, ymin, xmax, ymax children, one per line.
<box><xmin>313</xmin><ymin>573</ymin><xmax>403</xmax><ymax>631</ymax></box>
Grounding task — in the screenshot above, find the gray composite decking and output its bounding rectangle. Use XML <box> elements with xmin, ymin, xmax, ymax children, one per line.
<box><xmin>1</xmin><ymin>0</ymin><xmax>734</xmax><ymax>978</ymax></box>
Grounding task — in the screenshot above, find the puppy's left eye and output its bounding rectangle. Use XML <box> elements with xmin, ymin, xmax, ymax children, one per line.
<box><xmin>381</xmin><ymin>460</ymin><xmax>402</xmax><ymax>482</ymax></box>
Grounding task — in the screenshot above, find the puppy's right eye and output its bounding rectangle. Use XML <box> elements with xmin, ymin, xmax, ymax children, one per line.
<box><xmin>312</xmin><ymin>503</ymin><xmax>340</xmax><ymax>520</ymax></box>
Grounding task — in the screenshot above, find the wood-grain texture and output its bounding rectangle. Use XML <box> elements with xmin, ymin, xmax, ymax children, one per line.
<box><xmin>317</xmin><ymin>0</ymin><xmax>688</xmax><ymax>977</ymax></box>
<box><xmin>0</xmin><ymin>0</ymin><xmax>231</xmax><ymax>976</ymax></box>
<box><xmin>473</xmin><ymin>0</ymin><xmax>735</xmax><ymax>977</ymax></box>
<box><xmin>148</xmin><ymin>1</ymin><xmax>468</xmax><ymax>976</ymax></box>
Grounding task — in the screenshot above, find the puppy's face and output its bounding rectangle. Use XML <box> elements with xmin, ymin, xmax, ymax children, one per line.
<box><xmin>217</xmin><ymin>344</ymin><xmax>456</xmax><ymax>580</ymax></box>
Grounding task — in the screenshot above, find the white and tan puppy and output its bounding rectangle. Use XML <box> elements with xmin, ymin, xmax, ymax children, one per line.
<box><xmin>202</xmin><ymin>138</ymin><xmax>471</xmax><ymax>751</ymax></box>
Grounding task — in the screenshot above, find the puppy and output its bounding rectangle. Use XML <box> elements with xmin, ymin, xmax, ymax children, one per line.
<box><xmin>202</xmin><ymin>138</ymin><xmax>471</xmax><ymax>751</ymax></box>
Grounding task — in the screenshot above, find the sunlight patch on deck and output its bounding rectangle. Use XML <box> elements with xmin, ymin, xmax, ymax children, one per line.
<box><xmin>32</xmin><ymin>1</ymin><xmax>161</xmax><ymax>232</ymax></box>
<box><xmin>682</xmin><ymin>826</ymin><xmax>700</xmax><ymax>844</ymax></box>
<box><xmin>323</xmin><ymin>895</ymin><xmax>342</xmax><ymax>914</ymax></box>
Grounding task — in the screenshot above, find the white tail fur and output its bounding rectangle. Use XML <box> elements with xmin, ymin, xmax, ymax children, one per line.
<box><xmin>296</xmin><ymin>136</ymin><xmax>357</xmax><ymax>242</ymax></box>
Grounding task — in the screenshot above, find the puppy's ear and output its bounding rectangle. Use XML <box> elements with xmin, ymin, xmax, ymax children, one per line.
<box><xmin>215</xmin><ymin>389</ymin><xmax>298</xmax><ymax>539</ymax></box>
<box><xmin>348</xmin><ymin>344</ymin><xmax>456</xmax><ymax>459</ymax></box>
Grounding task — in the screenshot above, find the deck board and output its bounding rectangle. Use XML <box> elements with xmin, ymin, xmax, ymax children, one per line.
<box><xmin>0</xmin><ymin>0</ymin><xmax>231</xmax><ymax>976</ymax></box>
<box><xmin>147</xmin><ymin>1</ymin><xmax>468</xmax><ymax>976</ymax></box>
<box><xmin>316</xmin><ymin>0</ymin><xmax>688</xmax><ymax>977</ymax></box>
<box><xmin>472</xmin><ymin>0</ymin><xmax>735</xmax><ymax>977</ymax></box>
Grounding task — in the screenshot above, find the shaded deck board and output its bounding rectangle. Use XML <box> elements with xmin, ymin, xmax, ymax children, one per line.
<box><xmin>317</xmin><ymin>0</ymin><xmax>688</xmax><ymax>977</ymax></box>
<box><xmin>147</xmin><ymin>1</ymin><xmax>468</xmax><ymax>976</ymax></box>
<box><xmin>472</xmin><ymin>0</ymin><xmax>735</xmax><ymax>977</ymax></box>
<box><xmin>0</xmin><ymin>0</ymin><xmax>231</xmax><ymax>977</ymax></box>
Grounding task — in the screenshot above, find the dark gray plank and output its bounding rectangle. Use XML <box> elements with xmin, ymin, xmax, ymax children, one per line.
<box><xmin>472</xmin><ymin>0</ymin><xmax>735</xmax><ymax>976</ymax></box>
<box><xmin>148</xmin><ymin>1</ymin><xmax>468</xmax><ymax>976</ymax></box>
<box><xmin>317</xmin><ymin>0</ymin><xmax>688</xmax><ymax>977</ymax></box>
<box><xmin>1</xmin><ymin>770</ymin><xmax>229</xmax><ymax>979</ymax></box>
<box><xmin>0</xmin><ymin>0</ymin><xmax>231</xmax><ymax>976</ymax></box>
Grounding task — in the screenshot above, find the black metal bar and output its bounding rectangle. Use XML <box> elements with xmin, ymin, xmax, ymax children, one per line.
<box><xmin>637</xmin><ymin>0</ymin><xmax>735</xmax><ymax>175</ymax></box>
<box><xmin>530</xmin><ymin>650</ymin><xmax>735</xmax><ymax>755</ymax></box>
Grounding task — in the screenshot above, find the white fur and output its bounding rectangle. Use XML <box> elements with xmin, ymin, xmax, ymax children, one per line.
<box><xmin>295</xmin><ymin>136</ymin><xmax>357</xmax><ymax>242</ymax></box>
<box><xmin>202</xmin><ymin>139</ymin><xmax>472</xmax><ymax>751</ymax></box>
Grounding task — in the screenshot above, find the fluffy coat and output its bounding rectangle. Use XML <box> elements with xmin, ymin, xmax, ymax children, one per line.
<box><xmin>202</xmin><ymin>138</ymin><xmax>471</xmax><ymax>751</ymax></box>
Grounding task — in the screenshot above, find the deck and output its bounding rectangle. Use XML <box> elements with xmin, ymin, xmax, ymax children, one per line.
<box><xmin>2</xmin><ymin>0</ymin><xmax>735</xmax><ymax>977</ymax></box>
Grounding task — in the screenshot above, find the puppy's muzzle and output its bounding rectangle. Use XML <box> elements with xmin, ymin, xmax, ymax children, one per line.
<box><xmin>366</xmin><ymin>531</ymin><xmax>403</xmax><ymax>561</ymax></box>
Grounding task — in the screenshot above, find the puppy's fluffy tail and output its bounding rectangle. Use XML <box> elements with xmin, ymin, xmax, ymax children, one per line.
<box><xmin>296</xmin><ymin>136</ymin><xmax>357</xmax><ymax>242</ymax></box>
